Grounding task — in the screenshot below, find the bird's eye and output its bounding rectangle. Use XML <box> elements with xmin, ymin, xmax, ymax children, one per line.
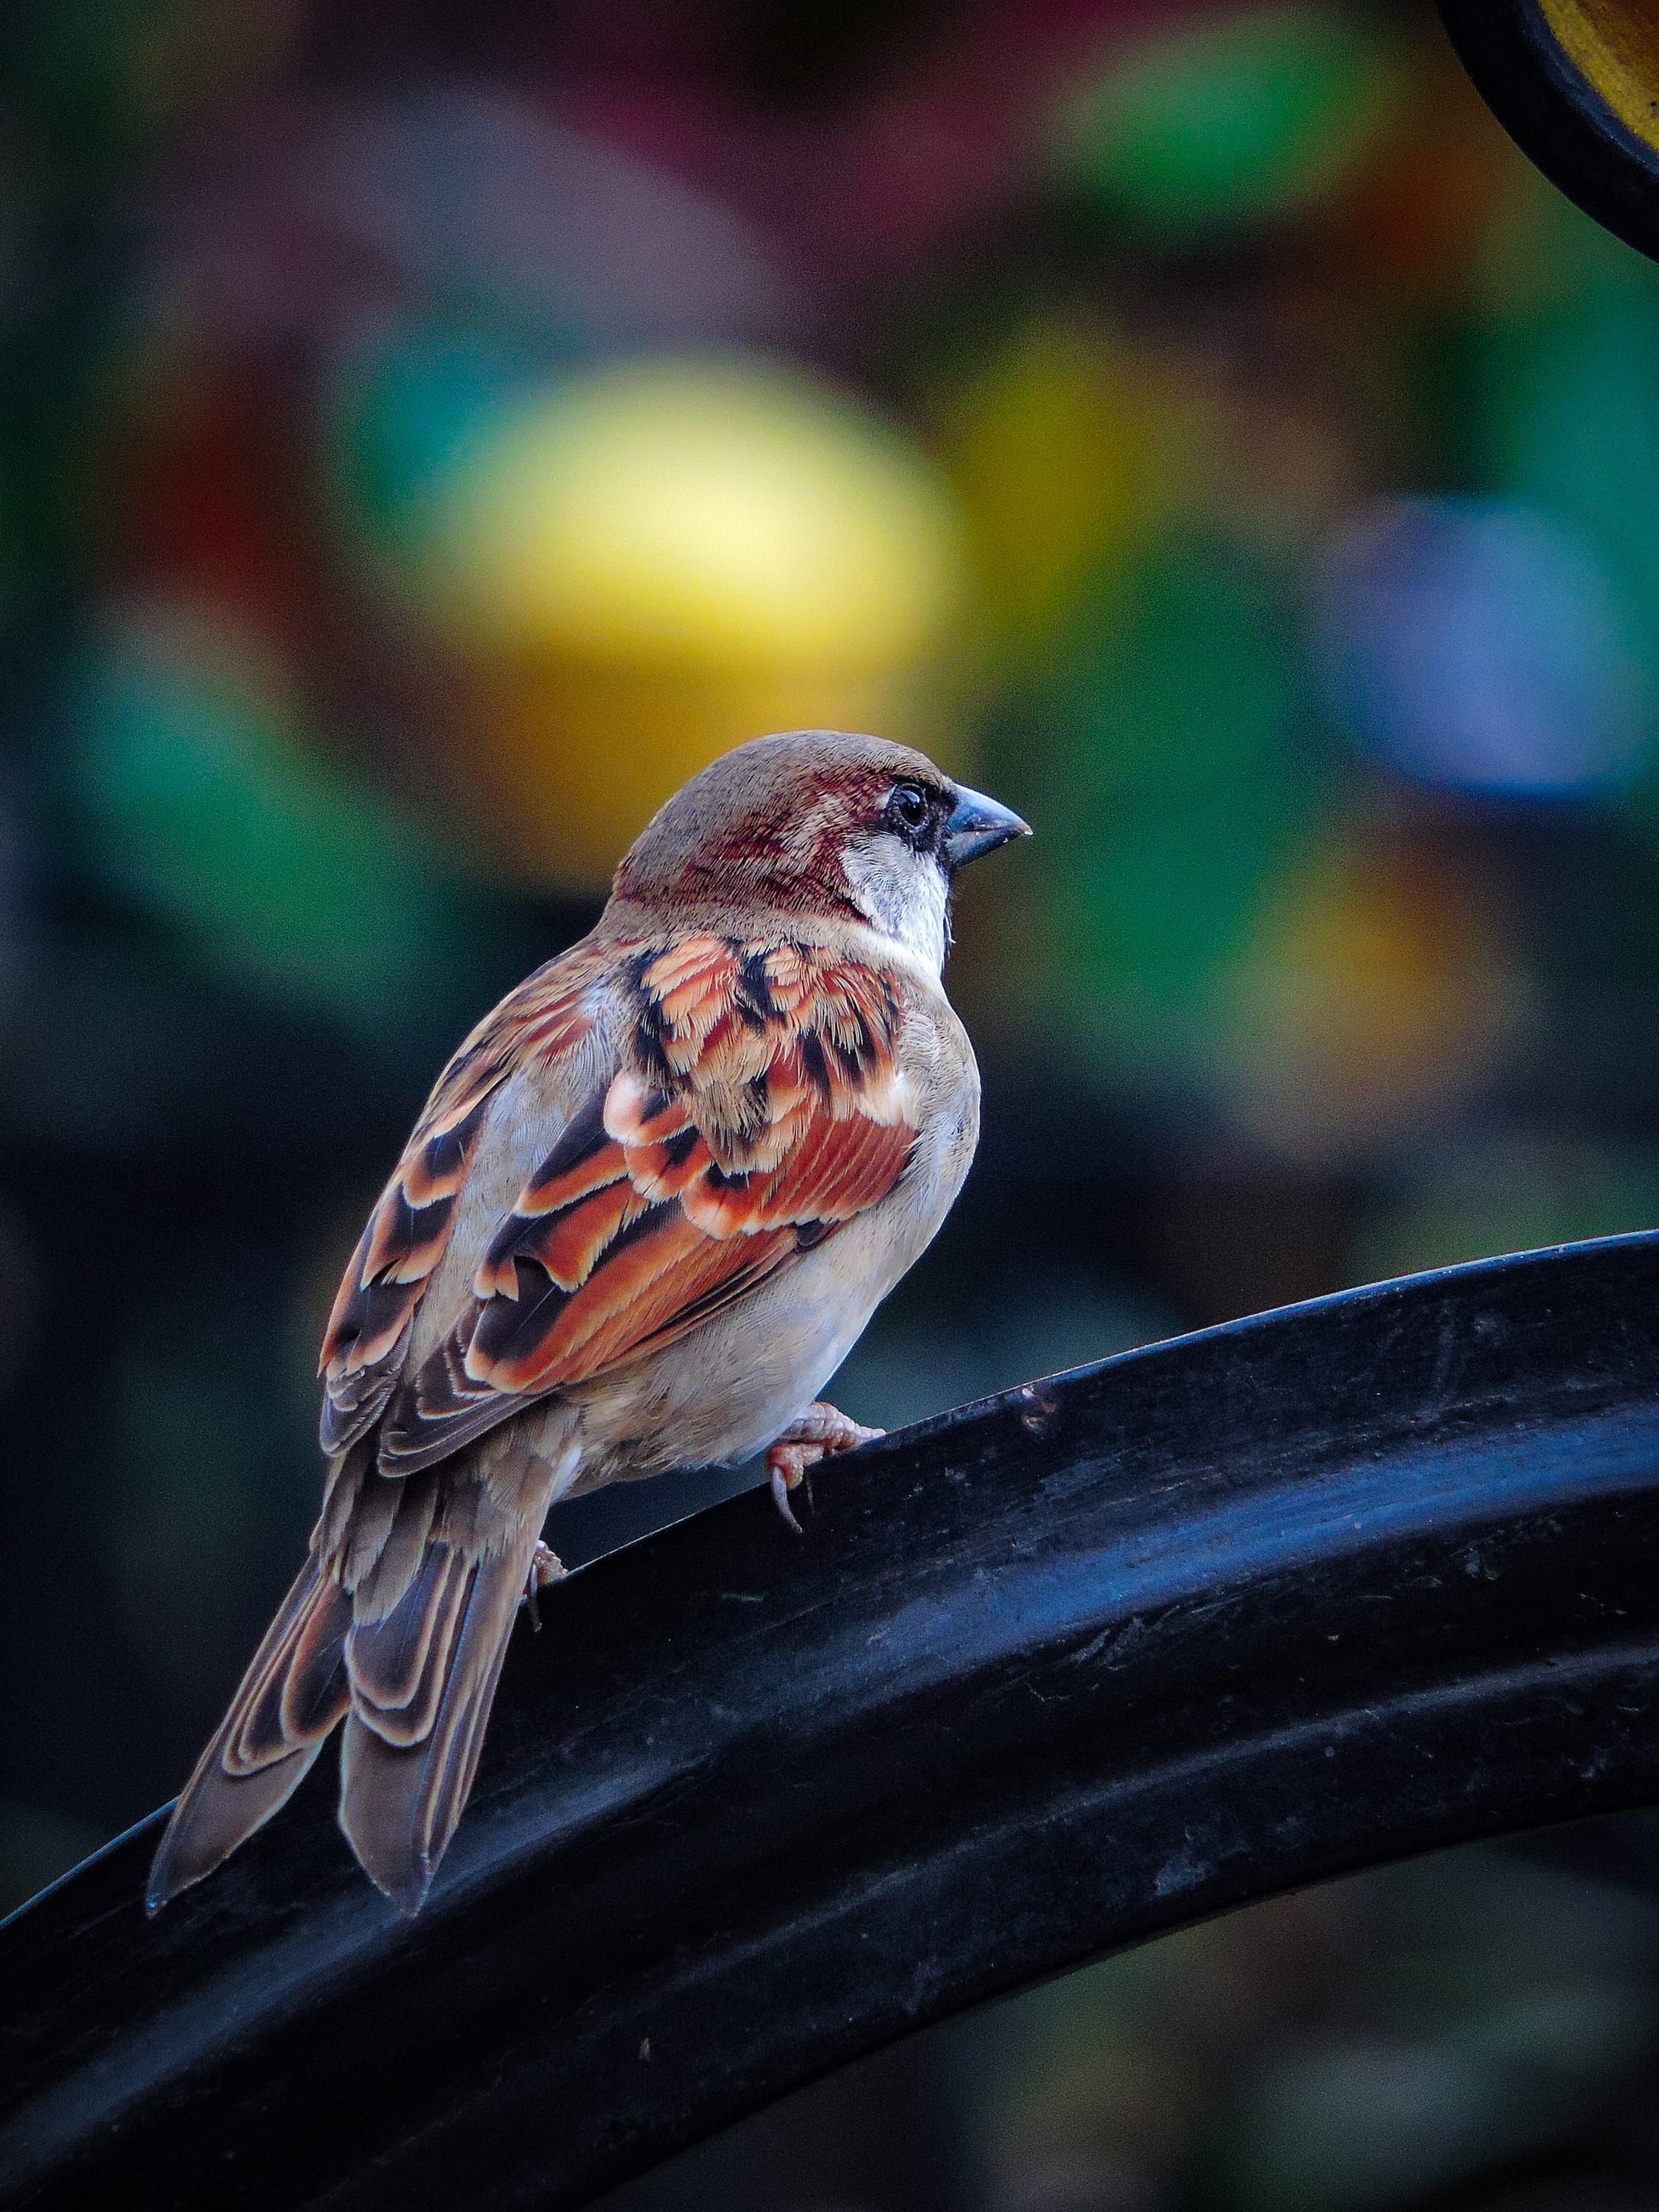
<box><xmin>886</xmin><ymin>782</ymin><xmax>932</xmax><ymax>840</ymax></box>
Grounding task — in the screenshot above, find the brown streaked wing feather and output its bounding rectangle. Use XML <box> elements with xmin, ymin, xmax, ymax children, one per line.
<box><xmin>318</xmin><ymin>949</ymin><xmax>606</xmax><ymax>1457</ymax></box>
<box><xmin>479</xmin><ymin>1206</ymin><xmax>800</xmax><ymax>1391</ymax></box>
<box><xmin>377</xmin><ymin>938</ymin><xmax>917</xmax><ymax>1475</ymax></box>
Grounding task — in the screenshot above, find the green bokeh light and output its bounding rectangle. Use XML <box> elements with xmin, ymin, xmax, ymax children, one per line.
<box><xmin>63</xmin><ymin>604</ymin><xmax>489</xmax><ymax>1043</ymax></box>
<box><xmin>326</xmin><ymin>320</ymin><xmax>555</xmax><ymax>558</ymax></box>
<box><xmin>1053</xmin><ymin>6</ymin><xmax>1400</xmax><ymax>241</ymax></box>
<box><xmin>1000</xmin><ymin>536</ymin><xmax>1330</xmax><ymax>1088</ymax></box>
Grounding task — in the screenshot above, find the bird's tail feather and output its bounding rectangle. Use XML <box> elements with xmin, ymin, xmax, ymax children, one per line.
<box><xmin>338</xmin><ymin>1526</ymin><xmax>536</xmax><ymax>1915</ymax></box>
<box><xmin>148</xmin><ymin>1441</ymin><xmax>554</xmax><ymax>1917</ymax></box>
<box><xmin>146</xmin><ymin>1557</ymin><xmax>351</xmax><ymax>1911</ymax></box>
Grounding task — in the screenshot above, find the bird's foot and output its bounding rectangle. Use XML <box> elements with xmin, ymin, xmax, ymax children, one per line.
<box><xmin>523</xmin><ymin>1541</ymin><xmax>567</xmax><ymax>1631</ymax></box>
<box><xmin>766</xmin><ymin>1404</ymin><xmax>884</xmax><ymax>1536</ymax></box>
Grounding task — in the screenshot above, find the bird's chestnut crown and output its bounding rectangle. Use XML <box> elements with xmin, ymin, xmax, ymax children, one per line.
<box><xmin>609</xmin><ymin>730</ymin><xmax>1029</xmax><ymax>973</ymax></box>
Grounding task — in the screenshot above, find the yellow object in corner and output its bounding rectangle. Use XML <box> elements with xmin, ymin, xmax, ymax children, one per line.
<box><xmin>1539</xmin><ymin>0</ymin><xmax>1659</xmax><ymax>153</ymax></box>
<box><xmin>416</xmin><ymin>356</ymin><xmax>966</xmax><ymax>886</ymax></box>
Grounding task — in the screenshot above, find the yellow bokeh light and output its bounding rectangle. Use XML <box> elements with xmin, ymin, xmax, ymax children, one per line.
<box><xmin>412</xmin><ymin>355</ymin><xmax>966</xmax><ymax>884</ymax></box>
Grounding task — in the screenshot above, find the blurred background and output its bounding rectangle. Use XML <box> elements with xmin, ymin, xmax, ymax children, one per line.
<box><xmin>5</xmin><ymin>0</ymin><xmax>1659</xmax><ymax>2203</ymax></box>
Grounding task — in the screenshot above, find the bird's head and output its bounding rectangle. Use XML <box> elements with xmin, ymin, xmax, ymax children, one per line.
<box><xmin>609</xmin><ymin>730</ymin><xmax>1029</xmax><ymax>973</ymax></box>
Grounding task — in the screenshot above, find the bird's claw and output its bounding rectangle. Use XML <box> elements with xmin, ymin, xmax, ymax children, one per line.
<box><xmin>770</xmin><ymin>1463</ymin><xmax>806</xmax><ymax>1536</ymax></box>
<box><xmin>523</xmin><ymin>1541</ymin><xmax>567</xmax><ymax>1630</ymax></box>
<box><xmin>765</xmin><ymin>1404</ymin><xmax>884</xmax><ymax>1537</ymax></box>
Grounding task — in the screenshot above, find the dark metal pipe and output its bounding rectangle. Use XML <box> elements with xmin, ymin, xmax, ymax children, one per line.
<box><xmin>3</xmin><ymin>1231</ymin><xmax>1659</xmax><ymax>2210</ymax></box>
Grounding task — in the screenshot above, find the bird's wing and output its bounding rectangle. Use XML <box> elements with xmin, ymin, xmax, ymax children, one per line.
<box><xmin>318</xmin><ymin>949</ymin><xmax>610</xmax><ymax>1457</ymax></box>
<box><xmin>377</xmin><ymin>935</ymin><xmax>919</xmax><ymax>1474</ymax></box>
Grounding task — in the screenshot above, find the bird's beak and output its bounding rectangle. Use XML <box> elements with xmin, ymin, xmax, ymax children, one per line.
<box><xmin>942</xmin><ymin>785</ymin><xmax>1031</xmax><ymax>871</ymax></box>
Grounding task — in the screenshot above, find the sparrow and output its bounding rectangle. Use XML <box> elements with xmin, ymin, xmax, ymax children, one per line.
<box><xmin>148</xmin><ymin>729</ymin><xmax>1029</xmax><ymax>1916</ymax></box>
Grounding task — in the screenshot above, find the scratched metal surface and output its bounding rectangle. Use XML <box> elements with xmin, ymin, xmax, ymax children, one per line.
<box><xmin>2</xmin><ymin>1231</ymin><xmax>1658</xmax><ymax>2210</ymax></box>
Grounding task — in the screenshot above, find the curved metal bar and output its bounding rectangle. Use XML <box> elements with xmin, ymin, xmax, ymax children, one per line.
<box><xmin>1438</xmin><ymin>0</ymin><xmax>1659</xmax><ymax>264</ymax></box>
<box><xmin>3</xmin><ymin>1232</ymin><xmax>1659</xmax><ymax>2210</ymax></box>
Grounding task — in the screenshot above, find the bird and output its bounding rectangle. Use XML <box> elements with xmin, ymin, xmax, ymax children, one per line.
<box><xmin>147</xmin><ymin>729</ymin><xmax>1029</xmax><ymax>1917</ymax></box>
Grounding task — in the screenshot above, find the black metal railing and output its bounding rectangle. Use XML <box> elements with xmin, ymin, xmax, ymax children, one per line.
<box><xmin>2</xmin><ymin>1230</ymin><xmax>1657</xmax><ymax>2210</ymax></box>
